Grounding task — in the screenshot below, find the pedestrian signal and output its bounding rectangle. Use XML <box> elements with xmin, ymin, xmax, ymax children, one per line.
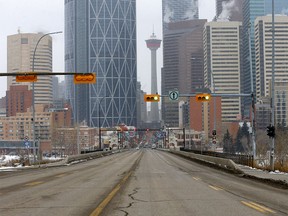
<box><xmin>16</xmin><ymin>73</ymin><xmax>37</xmax><ymax>82</ymax></box>
<box><xmin>196</xmin><ymin>93</ymin><xmax>211</xmax><ymax>102</ymax></box>
<box><xmin>144</xmin><ymin>94</ymin><xmax>160</xmax><ymax>102</ymax></box>
<box><xmin>74</xmin><ymin>73</ymin><xmax>96</xmax><ymax>84</ymax></box>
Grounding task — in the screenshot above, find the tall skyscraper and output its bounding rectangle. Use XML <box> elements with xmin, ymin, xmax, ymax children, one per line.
<box><xmin>7</xmin><ymin>33</ymin><xmax>53</xmax><ymax>105</ymax></box>
<box><xmin>146</xmin><ymin>33</ymin><xmax>161</xmax><ymax>123</ymax></box>
<box><xmin>162</xmin><ymin>19</ymin><xmax>206</xmax><ymax>127</ymax></box>
<box><xmin>255</xmin><ymin>15</ymin><xmax>288</xmax><ymax>100</ymax></box>
<box><xmin>242</xmin><ymin>0</ymin><xmax>287</xmax><ymax>118</ymax></box>
<box><xmin>216</xmin><ymin>0</ymin><xmax>243</xmax><ymax>21</ymax></box>
<box><xmin>204</xmin><ymin>21</ymin><xmax>242</xmax><ymax>122</ymax></box>
<box><xmin>136</xmin><ymin>82</ymin><xmax>147</xmax><ymax>128</ymax></box>
<box><xmin>65</xmin><ymin>0</ymin><xmax>137</xmax><ymax>127</ymax></box>
<box><xmin>162</xmin><ymin>0</ymin><xmax>199</xmax><ymax>33</ymax></box>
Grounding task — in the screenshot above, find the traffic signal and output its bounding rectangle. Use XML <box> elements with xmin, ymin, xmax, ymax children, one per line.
<box><xmin>212</xmin><ymin>129</ymin><xmax>216</xmax><ymax>136</ymax></box>
<box><xmin>16</xmin><ymin>73</ymin><xmax>37</xmax><ymax>82</ymax></box>
<box><xmin>267</xmin><ymin>125</ymin><xmax>275</xmax><ymax>138</ymax></box>
<box><xmin>74</xmin><ymin>73</ymin><xmax>96</xmax><ymax>84</ymax></box>
<box><xmin>144</xmin><ymin>94</ymin><xmax>160</xmax><ymax>102</ymax></box>
<box><xmin>195</xmin><ymin>93</ymin><xmax>211</xmax><ymax>102</ymax></box>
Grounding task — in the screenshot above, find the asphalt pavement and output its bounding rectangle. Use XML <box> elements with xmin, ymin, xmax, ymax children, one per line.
<box><xmin>4</xmin><ymin>153</ymin><xmax>288</xmax><ymax>188</ymax></box>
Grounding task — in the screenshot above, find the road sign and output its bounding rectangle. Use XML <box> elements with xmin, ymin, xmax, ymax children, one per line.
<box><xmin>169</xmin><ymin>91</ymin><xmax>179</xmax><ymax>101</ymax></box>
<box><xmin>24</xmin><ymin>141</ymin><xmax>30</xmax><ymax>148</ymax></box>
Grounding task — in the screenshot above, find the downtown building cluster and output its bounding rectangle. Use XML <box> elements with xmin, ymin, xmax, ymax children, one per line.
<box><xmin>161</xmin><ymin>0</ymin><xmax>288</xmax><ymax>144</ymax></box>
<box><xmin>0</xmin><ymin>0</ymin><xmax>288</xmax><ymax>154</ymax></box>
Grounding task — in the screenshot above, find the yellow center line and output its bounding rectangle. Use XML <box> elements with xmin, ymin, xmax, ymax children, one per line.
<box><xmin>209</xmin><ymin>185</ymin><xmax>223</xmax><ymax>191</ymax></box>
<box><xmin>241</xmin><ymin>201</ymin><xmax>275</xmax><ymax>214</ymax></box>
<box><xmin>90</xmin><ymin>171</ymin><xmax>132</xmax><ymax>216</ymax></box>
<box><xmin>25</xmin><ymin>181</ymin><xmax>44</xmax><ymax>186</ymax></box>
<box><xmin>55</xmin><ymin>173</ymin><xmax>68</xmax><ymax>178</ymax></box>
<box><xmin>249</xmin><ymin>202</ymin><xmax>276</xmax><ymax>213</ymax></box>
<box><xmin>193</xmin><ymin>177</ymin><xmax>201</xmax><ymax>181</ymax></box>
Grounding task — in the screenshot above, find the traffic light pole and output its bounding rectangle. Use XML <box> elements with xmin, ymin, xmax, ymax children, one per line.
<box><xmin>270</xmin><ymin>0</ymin><xmax>275</xmax><ymax>171</ymax></box>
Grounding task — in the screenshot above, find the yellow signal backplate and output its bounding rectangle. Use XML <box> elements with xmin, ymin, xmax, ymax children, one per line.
<box><xmin>144</xmin><ymin>94</ymin><xmax>160</xmax><ymax>102</ymax></box>
<box><xmin>195</xmin><ymin>93</ymin><xmax>211</xmax><ymax>102</ymax></box>
<box><xmin>74</xmin><ymin>73</ymin><xmax>96</xmax><ymax>84</ymax></box>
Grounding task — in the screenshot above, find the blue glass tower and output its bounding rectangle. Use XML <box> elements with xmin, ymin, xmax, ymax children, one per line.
<box><xmin>65</xmin><ymin>0</ymin><xmax>137</xmax><ymax>127</ymax></box>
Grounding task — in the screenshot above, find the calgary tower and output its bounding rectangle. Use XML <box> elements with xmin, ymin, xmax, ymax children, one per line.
<box><xmin>145</xmin><ymin>32</ymin><xmax>161</xmax><ymax>123</ymax></box>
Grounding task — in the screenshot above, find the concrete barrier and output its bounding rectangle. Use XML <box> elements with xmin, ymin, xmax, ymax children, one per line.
<box><xmin>167</xmin><ymin>149</ymin><xmax>244</xmax><ymax>174</ymax></box>
<box><xmin>65</xmin><ymin>150</ymin><xmax>125</xmax><ymax>164</ymax></box>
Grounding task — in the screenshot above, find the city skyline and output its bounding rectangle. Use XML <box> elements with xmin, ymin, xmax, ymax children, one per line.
<box><xmin>0</xmin><ymin>0</ymin><xmax>216</xmax><ymax>98</ymax></box>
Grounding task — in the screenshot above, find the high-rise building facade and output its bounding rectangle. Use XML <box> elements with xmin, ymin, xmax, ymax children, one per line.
<box><xmin>6</xmin><ymin>85</ymin><xmax>32</xmax><ymax>117</ymax></box>
<box><xmin>161</xmin><ymin>19</ymin><xmax>206</xmax><ymax>127</ymax></box>
<box><xmin>162</xmin><ymin>0</ymin><xmax>199</xmax><ymax>33</ymax></box>
<box><xmin>216</xmin><ymin>0</ymin><xmax>243</xmax><ymax>22</ymax></box>
<box><xmin>255</xmin><ymin>15</ymin><xmax>288</xmax><ymax>99</ymax></box>
<box><xmin>242</xmin><ymin>0</ymin><xmax>287</xmax><ymax>118</ymax></box>
<box><xmin>65</xmin><ymin>0</ymin><xmax>137</xmax><ymax>127</ymax></box>
<box><xmin>7</xmin><ymin>33</ymin><xmax>53</xmax><ymax>105</ymax></box>
<box><xmin>189</xmin><ymin>96</ymin><xmax>222</xmax><ymax>141</ymax></box>
<box><xmin>136</xmin><ymin>82</ymin><xmax>147</xmax><ymax>128</ymax></box>
<box><xmin>204</xmin><ymin>21</ymin><xmax>242</xmax><ymax>122</ymax></box>
<box><xmin>255</xmin><ymin>15</ymin><xmax>288</xmax><ymax>127</ymax></box>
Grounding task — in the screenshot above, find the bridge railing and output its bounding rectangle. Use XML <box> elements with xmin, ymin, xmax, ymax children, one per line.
<box><xmin>181</xmin><ymin>149</ymin><xmax>254</xmax><ymax>167</ymax></box>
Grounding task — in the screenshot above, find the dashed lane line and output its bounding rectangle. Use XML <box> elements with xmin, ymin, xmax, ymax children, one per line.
<box><xmin>89</xmin><ymin>171</ymin><xmax>132</xmax><ymax>216</ymax></box>
<box><xmin>24</xmin><ymin>181</ymin><xmax>44</xmax><ymax>186</ymax></box>
<box><xmin>241</xmin><ymin>201</ymin><xmax>276</xmax><ymax>214</ymax></box>
<box><xmin>209</xmin><ymin>185</ymin><xmax>223</xmax><ymax>191</ymax></box>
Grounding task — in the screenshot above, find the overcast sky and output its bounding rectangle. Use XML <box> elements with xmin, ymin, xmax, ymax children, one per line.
<box><xmin>0</xmin><ymin>0</ymin><xmax>215</xmax><ymax>98</ymax></box>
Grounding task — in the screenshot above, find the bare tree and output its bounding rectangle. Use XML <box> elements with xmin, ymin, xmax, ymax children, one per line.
<box><xmin>256</xmin><ymin>130</ymin><xmax>273</xmax><ymax>169</ymax></box>
<box><xmin>275</xmin><ymin>129</ymin><xmax>288</xmax><ymax>170</ymax></box>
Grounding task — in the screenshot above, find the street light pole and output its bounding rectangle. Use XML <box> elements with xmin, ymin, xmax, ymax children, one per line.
<box><xmin>98</xmin><ymin>96</ymin><xmax>106</xmax><ymax>150</ymax></box>
<box><xmin>32</xmin><ymin>31</ymin><xmax>62</xmax><ymax>163</ymax></box>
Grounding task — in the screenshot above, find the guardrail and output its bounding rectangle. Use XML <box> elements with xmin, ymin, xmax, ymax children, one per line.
<box><xmin>65</xmin><ymin>149</ymin><xmax>125</xmax><ymax>164</ymax></box>
<box><xmin>161</xmin><ymin>149</ymin><xmax>244</xmax><ymax>174</ymax></box>
<box><xmin>181</xmin><ymin>149</ymin><xmax>254</xmax><ymax>167</ymax></box>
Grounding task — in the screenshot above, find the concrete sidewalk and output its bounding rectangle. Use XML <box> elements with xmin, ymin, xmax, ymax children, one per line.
<box><xmin>237</xmin><ymin>164</ymin><xmax>288</xmax><ymax>187</ymax></box>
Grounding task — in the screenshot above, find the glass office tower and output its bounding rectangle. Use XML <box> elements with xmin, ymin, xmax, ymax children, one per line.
<box><xmin>242</xmin><ymin>0</ymin><xmax>287</xmax><ymax>118</ymax></box>
<box><xmin>162</xmin><ymin>0</ymin><xmax>199</xmax><ymax>32</ymax></box>
<box><xmin>65</xmin><ymin>0</ymin><xmax>137</xmax><ymax>127</ymax></box>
